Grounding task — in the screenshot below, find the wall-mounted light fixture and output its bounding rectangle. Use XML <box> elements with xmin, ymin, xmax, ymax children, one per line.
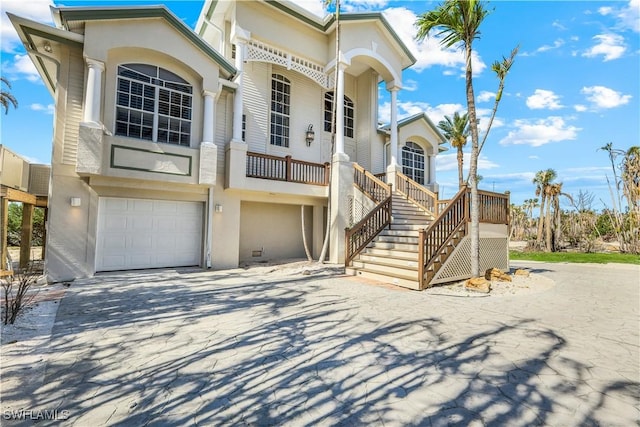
<box><xmin>305</xmin><ymin>124</ymin><xmax>315</xmax><ymax>146</ymax></box>
<box><xmin>70</xmin><ymin>197</ymin><xmax>81</xmax><ymax>207</ymax></box>
<box><xmin>43</xmin><ymin>41</ymin><xmax>52</xmax><ymax>53</ymax></box>
<box><xmin>214</xmin><ymin>204</ymin><xmax>223</xmax><ymax>213</ymax></box>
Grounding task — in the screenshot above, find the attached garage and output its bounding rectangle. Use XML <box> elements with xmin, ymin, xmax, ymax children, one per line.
<box><xmin>96</xmin><ymin>197</ymin><xmax>203</xmax><ymax>271</ymax></box>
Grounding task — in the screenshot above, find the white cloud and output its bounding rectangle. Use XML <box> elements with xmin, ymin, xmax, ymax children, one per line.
<box><xmin>378</xmin><ymin>100</ymin><xmax>464</xmax><ymax>124</ymax></box>
<box><xmin>582</xmin><ymin>34</ymin><xmax>626</xmax><ymax>61</ymax></box>
<box><xmin>499</xmin><ymin>116</ymin><xmax>581</xmax><ymax>147</ymax></box>
<box><xmin>526</xmin><ymin>89</ymin><xmax>563</xmax><ymax>110</ymax></box>
<box><xmin>574</xmin><ymin>104</ymin><xmax>588</xmax><ymax>112</ymax></box>
<box><xmin>403</xmin><ymin>79</ymin><xmax>418</xmax><ymax>92</ymax></box>
<box><xmin>477</xmin><ymin>91</ymin><xmax>495</xmax><ymax>103</ymax></box>
<box><xmin>598</xmin><ymin>6</ymin><xmax>613</xmax><ymax>16</ymax></box>
<box><xmin>341</xmin><ymin>0</ymin><xmax>388</xmax><ymax>12</ymax></box>
<box><xmin>552</xmin><ymin>21</ymin><xmax>567</xmax><ymax>31</ymax></box>
<box><xmin>2</xmin><ymin>54</ymin><xmax>40</xmax><ymax>82</ymax></box>
<box><xmin>521</xmin><ymin>39</ymin><xmax>564</xmax><ymax>56</ymax></box>
<box><xmin>436</xmin><ymin>152</ymin><xmax>499</xmax><ymax>173</ymax></box>
<box><xmin>581</xmin><ymin>86</ymin><xmax>632</xmax><ymax>109</ymax></box>
<box><xmin>0</xmin><ymin>0</ymin><xmax>54</xmax><ymax>52</ymax></box>
<box><xmin>528</xmin><ymin>155</ymin><xmax>539</xmax><ymax>160</ymax></box>
<box><xmin>30</xmin><ymin>103</ymin><xmax>54</xmax><ymax>114</ymax></box>
<box><xmin>381</xmin><ymin>6</ymin><xmax>486</xmax><ymax>75</ymax></box>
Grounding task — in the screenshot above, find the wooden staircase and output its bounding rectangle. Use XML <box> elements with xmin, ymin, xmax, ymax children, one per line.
<box><xmin>346</xmin><ymin>191</ymin><xmax>435</xmax><ymax>290</ymax></box>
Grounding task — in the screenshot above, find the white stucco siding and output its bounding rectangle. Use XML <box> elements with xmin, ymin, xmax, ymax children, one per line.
<box><xmin>243</xmin><ymin>61</ymin><xmax>270</xmax><ymax>153</ymax></box>
<box><xmin>239</xmin><ymin>202</ymin><xmax>312</xmax><ymax>262</ymax></box>
<box><xmin>243</xmin><ymin>64</ymin><xmax>324</xmax><ymax>162</ymax></box>
<box><xmin>61</xmin><ymin>49</ymin><xmax>85</xmax><ymax>166</ymax></box>
<box><xmin>215</xmin><ymin>92</ymin><xmax>230</xmax><ymax>173</ymax></box>
<box><xmin>236</xmin><ymin>2</ymin><xmax>328</xmax><ymax>64</ymax></box>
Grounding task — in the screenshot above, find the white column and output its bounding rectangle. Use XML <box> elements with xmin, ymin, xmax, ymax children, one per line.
<box><xmin>202</xmin><ymin>90</ymin><xmax>216</xmax><ymax>144</ymax></box>
<box><xmin>335</xmin><ymin>61</ymin><xmax>347</xmax><ymax>155</ymax></box>
<box><xmin>388</xmin><ymin>84</ymin><xmax>400</xmax><ymax>166</ymax></box>
<box><xmin>83</xmin><ymin>58</ymin><xmax>105</xmax><ymax>124</ymax></box>
<box><xmin>231</xmin><ymin>41</ymin><xmax>245</xmax><ymax>142</ymax></box>
<box><xmin>429</xmin><ymin>154</ymin><xmax>436</xmax><ymax>184</ymax></box>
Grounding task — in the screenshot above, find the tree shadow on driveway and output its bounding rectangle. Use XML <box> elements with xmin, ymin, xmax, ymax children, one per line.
<box><xmin>2</xmin><ymin>267</ymin><xmax>638</xmax><ymax>426</ymax></box>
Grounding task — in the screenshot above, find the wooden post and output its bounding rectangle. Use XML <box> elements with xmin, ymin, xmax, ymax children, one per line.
<box><xmin>0</xmin><ymin>197</ymin><xmax>8</xmax><ymax>271</ymax></box>
<box><xmin>418</xmin><ymin>229</ymin><xmax>426</xmax><ymax>289</ymax></box>
<box><xmin>20</xmin><ymin>203</ymin><xmax>34</xmax><ymax>269</ymax></box>
<box><xmin>42</xmin><ymin>207</ymin><xmax>48</xmax><ymax>260</ymax></box>
<box><xmin>285</xmin><ymin>155</ymin><xmax>292</xmax><ymax>182</ymax></box>
<box><xmin>324</xmin><ymin>162</ymin><xmax>330</xmax><ymax>186</ymax></box>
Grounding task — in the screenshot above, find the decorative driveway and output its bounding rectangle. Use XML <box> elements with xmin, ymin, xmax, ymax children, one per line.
<box><xmin>1</xmin><ymin>261</ymin><xmax>639</xmax><ymax>426</ymax></box>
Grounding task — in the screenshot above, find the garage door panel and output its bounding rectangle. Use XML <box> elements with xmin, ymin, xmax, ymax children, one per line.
<box><xmin>96</xmin><ymin>198</ymin><xmax>203</xmax><ymax>272</ymax></box>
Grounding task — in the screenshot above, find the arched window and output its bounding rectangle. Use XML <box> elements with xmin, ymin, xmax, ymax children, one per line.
<box><xmin>402</xmin><ymin>141</ymin><xmax>425</xmax><ymax>184</ymax></box>
<box><xmin>324</xmin><ymin>92</ymin><xmax>354</xmax><ymax>138</ymax></box>
<box><xmin>115</xmin><ymin>64</ymin><xmax>192</xmax><ymax>146</ymax></box>
<box><xmin>270</xmin><ymin>74</ymin><xmax>291</xmax><ymax>147</ymax></box>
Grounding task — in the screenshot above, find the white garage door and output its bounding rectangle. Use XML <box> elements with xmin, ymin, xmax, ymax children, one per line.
<box><xmin>96</xmin><ymin>197</ymin><xmax>203</xmax><ymax>271</ymax></box>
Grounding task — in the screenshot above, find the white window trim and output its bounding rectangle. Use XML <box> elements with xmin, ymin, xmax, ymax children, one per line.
<box><xmin>270</xmin><ymin>73</ymin><xmax>291</xmax><ymax>147</ymax></box>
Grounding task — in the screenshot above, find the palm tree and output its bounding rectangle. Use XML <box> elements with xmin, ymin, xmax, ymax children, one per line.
<box><xmin>478</xmin><ymin>46</ymin><xmax>519</xmax><ymax>155</ymax></box>
<box><xmin>547</xmin><ymin>182</ymin><xmax>572</xmax><ymax>252</ymax></box>
<box><xmin>437</xmin><ymin>112</ymin><xmax>469</xmax><ymax>188</ymax></box>
<box><xmin>416</xmin><ymin>0</ymin><xmax>494</xmax><ymax>277</ymax></box>
<box><xmin>533</xmin><ymin>168</ymin><xmax>557</xmax><ymax>249</ymax></box>
<box><xmin>1</xmin><ymin>77</ymin><xmax>18</xmax><ymax>114</ymax></box>
<box><xmin>522</xmin><ymin>198</ymin><xmax>539</xmax><ymax>236</ymax></box>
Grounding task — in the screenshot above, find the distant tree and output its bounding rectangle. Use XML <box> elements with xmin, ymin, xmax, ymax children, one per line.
<box><xmin>533</xmin><ymin>168</ymin><xmax>556</xmax><ymax>248</ymax></box>
<box><xmin>1</xmin><ymin>77</ymin><xmax>18</xmax><ymax>114</ymax></box>
<box><xmin>437</xmin><ymin>112</ymin><xmax>469</xmax><ymax>188</ymax></box>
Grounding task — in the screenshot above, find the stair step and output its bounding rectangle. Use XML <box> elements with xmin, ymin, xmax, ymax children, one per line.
<box><xmin>352</xmin><ymin>260</ymin><xmax>418</xmax><ymax>277</ymax></box>
<box><xmin>379</xmin><ymin>229</ymin><xmax>420</xmax><ymax>237</ymax></box>
<box><xmin>389</xmin><ymin>224</ymin><xmax>426</xmax><ymax>231</ymax></box>
<box><xmin>363</xmin><ymin>247</ymin><xmax>419</xmax><ymax>258</ymax></box>
<box><xmin>390</xmin><ymin>217</ymin><xmax>431</xmax><ymax>225</ymax></box>
<box><xmin>346</xmin><ymin>267</ymin><xmax>422</xmax><ymax>290</ymax></box>
<box><xmin>357</xmin><ymin>253</ymin><xmax>419</xmax><ymax>269</ymax></box>
<box><xmin>370</xmin><ymin>241</ymin><xmax>419</xmax><ymax>251</ymax></box>
<box><xmin>377</xmin><ymin>234</ymin><xmax>419</xmax><ymax>244</ymax></box>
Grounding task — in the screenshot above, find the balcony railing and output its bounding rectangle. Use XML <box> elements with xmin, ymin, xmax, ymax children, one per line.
<box><xmin>246</xmin><ymin>152</ymin><xmax>330</xmax><ymax>186</ymax></box>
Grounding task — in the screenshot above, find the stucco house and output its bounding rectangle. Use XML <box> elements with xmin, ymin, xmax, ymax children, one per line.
<box><xmin>9</xmin><ymin>0</ymin><xmax>509</xmax><ymax>290</ymax></box>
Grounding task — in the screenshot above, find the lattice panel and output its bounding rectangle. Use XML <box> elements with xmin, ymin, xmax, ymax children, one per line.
<box><xmin>348</xmin><ymin>196</ymin><xmax>371</xmax><ymax>226</ymax></box>
<box><xmin>430</xmin><ymin>237</ymin><xmax>509</xmax><ymax>285</ymax></box>
<box><xmin>247</xmin><ymin>40</ymin><xmax>329</xmax><ymax>88</ymax></box>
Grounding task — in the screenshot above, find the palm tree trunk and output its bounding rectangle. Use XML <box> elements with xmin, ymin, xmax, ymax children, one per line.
<box><xmin>465</xmin><ymin>42</ymin><xmax>481</xmax><ymax>277</ymax></box>
<box><xmin>536</xmin><ymin>194</ymin><xmax>545</xmax><ymax>248</ymax></box>
<box><xmin>457</xmin><ymin>145</ymin><xmax>464</xmax><ymax>188</ymax></box>
<box><xmin>545</xmin><ymin>197</ymin><xmax>552</xmax><ymax>252</ymax></box>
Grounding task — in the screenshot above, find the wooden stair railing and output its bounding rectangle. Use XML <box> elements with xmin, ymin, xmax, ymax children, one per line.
<box><xmin>418</xmin><ymin>186</ymin><xmax>469</xmax><ymax>288</ymax></box>
<box><xmin>246</xmin><ymin>152</ymin><xmax>330</xmax><ymax>186</ymax></box>
<box><xmin>346</xmin><ymin>164</ymin><xmax>392</xmax><ymax>266</ymax></box>
<box><xmin>395</xmin><ymin>171</ymin><xmax>438</xmax><ymax>217</ymax></box>
<box><xmin>418</xmin><ymin>187</ymin><xmax>511</xmax><ymax>288</ymax></box>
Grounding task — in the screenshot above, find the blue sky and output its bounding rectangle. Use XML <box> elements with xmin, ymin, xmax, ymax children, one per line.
<box><xmin>1</xmin><ymin>0</ymin><xmax>638</xmax><ymax>209</ymax></box>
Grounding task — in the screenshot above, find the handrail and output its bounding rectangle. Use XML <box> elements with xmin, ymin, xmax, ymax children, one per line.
<box><xmin>345</xmin><ymin>164</ymin><xmax>393</xmax><ymax>266</ymax></box>
<box><xmin>353</xmin><ymin>163</ymin><xmax>389</xmax><ymax>203</ymax></box>
<box><xmin>418</xmin><ymin>186</ymin><xmax>510</xmax><ymax>287</ymax></box>
<box><xmin>418</xmin><ymin>185</ymin><xmax>469</xmax><ymax>287</ymax></box>
<box><xmin>476</xmin><ymin>189</ymin><xmax>510</xmax><ymax>224</ymax></box>
<box><xmin>395</xmin><ymin>171</ymin><xmax>438</xmax><ymax>216</ymax></box>
<box><xmin>345</xmin><ymin>195</ymin><xmax>392</xmax><ymax>266</ymax></box>
<box><xmin>246</xmin><ymin>152</ymin><xmax>330</xmax><ymax>186</ymax></box>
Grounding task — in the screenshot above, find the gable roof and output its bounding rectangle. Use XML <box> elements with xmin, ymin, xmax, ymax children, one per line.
<box><xmin>199</xmin><ymin>0</ymin><xmax>416</xmax><ymax>70</ymax></box>
<box><xmin>53</xmin><ymin>5</ymin><xmax>236</xmax><ymax>78</ymax></box>
<box><xmin>379</xmin><ymin>113</ymin><xmax>449</xmax><ymax>152</ymax></box>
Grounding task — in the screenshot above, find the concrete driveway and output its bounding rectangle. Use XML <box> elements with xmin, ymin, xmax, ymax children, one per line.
<box><xmin>1</xmin><ymin>261</ymin><xmax>639</xmax><ymax>426</ymax></box>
